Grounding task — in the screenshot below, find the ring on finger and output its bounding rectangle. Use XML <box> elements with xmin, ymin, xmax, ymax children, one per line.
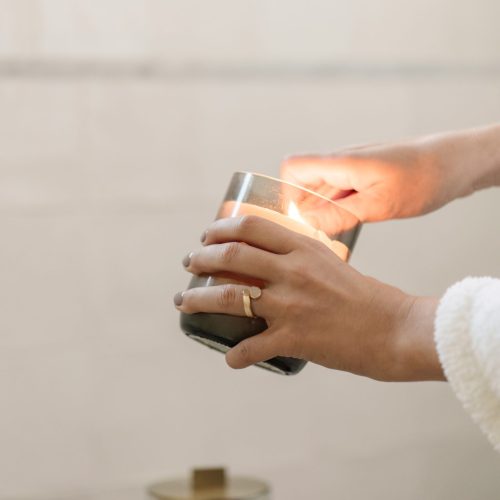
<box><xmin>242</xmin><ymin>286</ymin><xmax>263</xmax><ymax>318</ymax></box>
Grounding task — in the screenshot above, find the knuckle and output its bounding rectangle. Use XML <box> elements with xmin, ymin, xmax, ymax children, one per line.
<box><xmin>273</xmin><ymin>292</ymin><xmax>300</xmax><ymax>323</ymax></box>
<box><xmin>236</xmin><ymin>214</ymin><xmax>259</xmax><ymax>235</ymax></box>
<box><xmin>288</xmin><ymin>263</ymin><xmax>310</xmax><ymax>287</ymax></box>
<box><xmin>283</xmin><ymin>297</ymin><xmax>302</xmax><ymax>321</ymax></box>
<box><xmin>217</xmin><ymin>284</ymin><xmax>237</xmax><ymax>308</ymax></box>
<box><xmin>297</xmin><ymin>234</ymin><xmax>325</xmax><ymax>255</ymax></box>
<box><xmin>219</xmin><ymin>242</ymin><xmax>241</xmax><ymax>264</ymax></box>
<box><xmin>307</xmin><ymin>235</ymin><xmax>326</xmax><ymax>251</ymax></box>
<box><xmin>278</xmin><ymin>258</ymin><xmax>296</xmax><ymax>280</ymax></box>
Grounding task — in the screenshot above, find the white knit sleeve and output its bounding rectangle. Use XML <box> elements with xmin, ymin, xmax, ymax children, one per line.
<box><xmin>435</xmin><ymin>277</ymin><xmax>500</xmax><ymax>451</ymax></box>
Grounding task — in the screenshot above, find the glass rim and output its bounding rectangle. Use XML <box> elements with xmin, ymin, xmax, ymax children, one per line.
<box><xmin>234</xmin><ymin>170</ymin><xmax>360</xmax><ymax>222</ymax></box>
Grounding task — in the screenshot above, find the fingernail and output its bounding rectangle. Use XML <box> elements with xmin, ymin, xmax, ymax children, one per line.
<box><xmin>183</xmin><ymin>252</ymin><xmax>193</xmax><ymax>268</ymax></box>
<box><xmin>173</xmin><ymin>292</ymin><xmax>184</xmax><ymax>307</ymax></box>
<box><xmin>200</xmin><ymin>230</ymin><xmax>207</xmax><ymax>243</ymax></box>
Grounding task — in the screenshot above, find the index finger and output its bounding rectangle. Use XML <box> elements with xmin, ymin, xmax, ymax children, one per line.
<box><xmin>204</xmin><ymin>215</ymin><xmax>299</xmax><ymax>254</ymax></box>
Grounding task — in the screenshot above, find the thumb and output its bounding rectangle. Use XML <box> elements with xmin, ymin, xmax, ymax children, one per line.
<box><xmin>226</xmin><ymin>329</ymin><xmax>280</xmax><ymax>369</ymax></box>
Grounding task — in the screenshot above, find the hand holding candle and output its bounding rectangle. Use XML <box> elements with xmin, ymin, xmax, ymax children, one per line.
<box><xmin>178</xmin><ymin>172</ymin><xmax>361</xmax><ymax>375</ymax></box>
<box><xmin>178</xmin><ymin>215</ymin><xmax>443</xmax><ymax>381</ymax></box>
<box><xmin>177</xmin><ymin>171</ymin><xmax>444</xmax><ymax>380</ymax></box>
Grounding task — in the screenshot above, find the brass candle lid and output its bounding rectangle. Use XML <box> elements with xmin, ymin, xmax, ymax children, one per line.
<box><xmin>148</xmin><ymin>468</ymin><xmax>270</xmax><ymax>500</ymax></box>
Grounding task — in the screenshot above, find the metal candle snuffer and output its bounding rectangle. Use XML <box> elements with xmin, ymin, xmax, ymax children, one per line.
<box><xmin>180</xmin><ymin>171</ymin><xmax>361</xmax><ymax>375</ymax></box>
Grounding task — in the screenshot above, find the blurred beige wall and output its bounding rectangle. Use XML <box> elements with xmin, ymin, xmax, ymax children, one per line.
<box><xmin>1</xmin><ymin>1</ymin><xmax>500</xmax><ymax>499</ymax></box>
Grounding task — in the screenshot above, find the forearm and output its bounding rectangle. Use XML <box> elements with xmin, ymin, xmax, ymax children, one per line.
<box><xmin>420</xmin><ymin>123</ymin><xmax>500</xmax><ymax>199</ymax></box>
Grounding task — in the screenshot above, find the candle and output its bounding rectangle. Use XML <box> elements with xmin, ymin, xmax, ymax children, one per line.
<box><xmin>180</xmin><ymin>171</ymin><xmax>361</xmax><ymax>376</ymax></box>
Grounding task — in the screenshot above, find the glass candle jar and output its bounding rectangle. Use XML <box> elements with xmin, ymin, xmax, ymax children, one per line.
<box><xmin>180</xmin><ymin>172</ymin><xmax>361</xmax><ymax>375</ymax></box>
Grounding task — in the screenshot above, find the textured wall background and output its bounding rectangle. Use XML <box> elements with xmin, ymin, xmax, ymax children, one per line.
<box><xmin>1</xmin><ymin>1</ymin><xmax>500</xmax><ymax>499</ymax></box>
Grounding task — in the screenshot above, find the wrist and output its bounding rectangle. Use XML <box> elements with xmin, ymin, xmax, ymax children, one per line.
<box><xmin>470</xmin><ymin>124</ymin><xmax>500</xmax><ymax>190</ymax></box>
<box><xmin>419</xmin><ymin>124</ymin><xmax>500</xmax><ymax>200</ymax></box>
<box><xmin>391</xmin><ymin>295</ymin><xmax>445</xmax><ymax>382</ymax></box>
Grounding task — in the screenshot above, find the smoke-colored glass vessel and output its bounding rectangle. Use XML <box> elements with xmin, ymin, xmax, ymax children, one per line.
<box><xmin>180</xmin><ymin>172</ymin><xmax>361</xmax><ymax>375</ymax></box>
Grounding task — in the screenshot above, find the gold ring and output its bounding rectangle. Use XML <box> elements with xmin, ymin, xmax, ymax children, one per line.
<box><xmin>242</xmin><ymin>286</ymin><xmax>262</xmax><ymax>318</ymax></box>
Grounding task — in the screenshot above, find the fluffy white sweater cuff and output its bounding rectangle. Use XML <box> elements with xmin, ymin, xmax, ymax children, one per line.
<box><xmin>435</xmin><ymin>277</ymin><xmax>500</xmax><ymax>451</ymax></box>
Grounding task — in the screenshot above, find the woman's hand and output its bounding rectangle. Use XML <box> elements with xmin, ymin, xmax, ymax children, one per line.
<box><xmin>175</xmin><ymin>216</ymin><xmax>444</xmax><ymax>382</ymax></box>
<box><xmin>281</xmin><ymin>124</ymin><xmax>500</xmax><ymax>225</ymax></box>
<box><xmin>281</xmin><ymin>142</ymin><xmax>445</xmax><ymax>224</ymax></box>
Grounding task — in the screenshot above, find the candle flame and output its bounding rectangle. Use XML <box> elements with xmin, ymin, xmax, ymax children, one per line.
<box><xmin>287</xmin><ymin>201</ymin><xmax>307</xmax><ymax>224</ymax></box>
